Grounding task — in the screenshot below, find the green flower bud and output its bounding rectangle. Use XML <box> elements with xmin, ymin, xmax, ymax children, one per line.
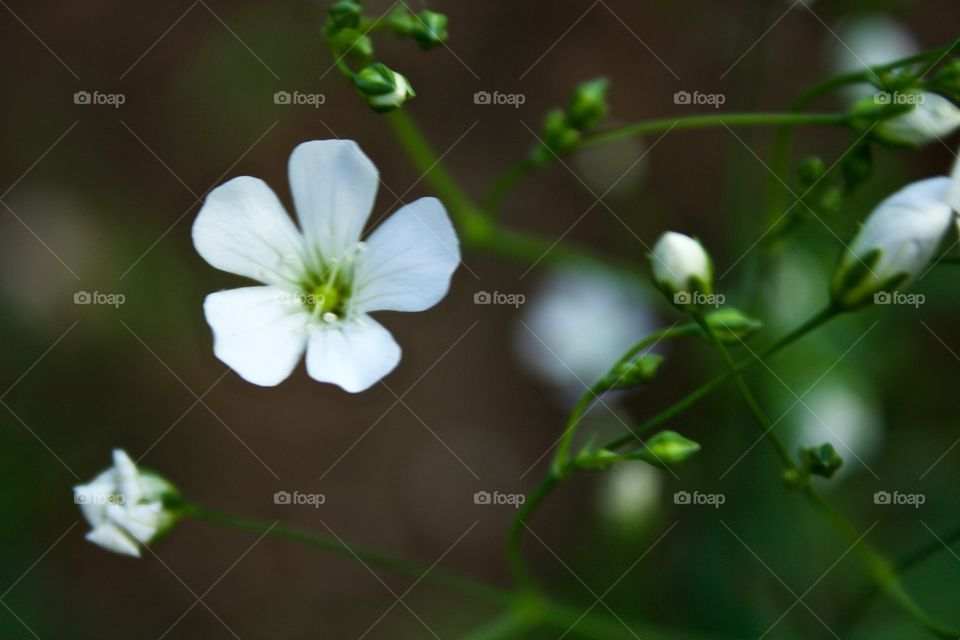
<box><xmin>800</xmin><ymin>443</ymin><xmax>844</xmax><ymax>479</ymax></box>
<box><xmin>542</xmin><ymin>108</ymin><xmax>580</xmax><ymax>154</ymax></box>
<box><xmin>353</xmin><ymin>63</ymin><xmax>415</xmax><ymax>112</ymax></box>
<box><xmin>798</xmin><ymin>156</ymin><xmax>826</xmax><ymax>186</ymax></box>
<box><xmin>567</xmin><ymin>77</ymin><xmax>609</xmax><ymax>131</ymax></box>
<box><xmin>330</xmin><ymin>28</ymin><xmax>373</xmax><ymax>60</ymax></box>
<box><xmin>411</xmin><ymin>10</ymin><xmax>448</xmax><ymax>50</ymax></box>
<box><xmin>841</xmin><ymin>143</ymin><xmax>873</xmax><ymax>193</ymax></box>
<box><xmin>573</xmin><ymin>446</ymin><xmax>622</xmax><ymax>471</ymax></box>
<box><xmin>598</xmin><ymin>353</ymin><xmax>663</xmax><ymax>390</ymax></box>
<box><xmin>698</xmin><ymin>308</ymin><xmax>762</xmax><ymax>345</ymax></box>
<box><xmin>932</xmin><ymin>60</ymin><xmax>960</xmax><ymax>95</ymax></box>
<box><xmin>328</xmin><ymin>0</ymin><xmax>362</xmax><ymax>31</ymax></box>
<box><xmin>634</xmin><ymin>431</ymin><xmax>701</xmax><ymax>468</ymax></box>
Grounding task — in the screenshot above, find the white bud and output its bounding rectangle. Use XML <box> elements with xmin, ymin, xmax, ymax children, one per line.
<box><xmin>874</xmin><ymin>92</ymin><xmax>960</xmax><ymax>147</ymax></box>
<box><xmin>831</xmin><ymin>177</ymin><xmax>955</xmax><ymax>310</ymax></box>
<box><xmin>73</xmin><ymin>450</ymin><xmax>179</xmax><ymax>557</ymax></box>
<box><xmin>650</xmin><ymin>232</ymin><xmax>713</xmax><ymax>308</ymax></box>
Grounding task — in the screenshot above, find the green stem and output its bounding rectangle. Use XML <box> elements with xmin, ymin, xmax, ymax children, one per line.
<box><xmin>185</xmin><ymin>503</ymin><xmax>510</xmax><ymax>605</ymax></box>
<box><xmin>505</xmin><ymin>474</ymin><xmax>559</xmax><ymax>589</ymax></box>
<box><xmin>694</xmin><ymin>319</ymin><xmax>960</xmax><ymax>638</ymax></box>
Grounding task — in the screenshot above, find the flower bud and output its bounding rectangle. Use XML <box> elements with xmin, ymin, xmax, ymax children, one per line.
<box><xmin>932</xmin><ymin>60</ymin><xmax>960</xmax><ymax>96</ymax></box>
<box><xmin>650</xmin><ymin>232</ymin><xmax>713</xmax><ymax>310</ymax></box>
<box><xmin>800</xmin><ymin>443</ymin><xmax>844</xmax><ymax>479</ymax></box>
<box><xmin>542</xmin><ymin>108</ymin><xmax>580</xmax><ymax>154</ymax></box>
<box><xmin>698</xmin><ymin>308</ymin><xmax>762</xmax><ymax>345</ymax></box>
<box><xmin>634</xmin><ymin>430</ymin><xmax>701</xmax><ymax>468</ymax></box>
<box><xmin>567</xmin><ymin>77</ymin><xmax>609</xmax><ymax>131</ymax></box>
<box><xmin>74</xmin><ymin>450</ymin><xmax>181</xmax><ymax>557</ymax></box>
<box><xmin>871</xmin><ymin>91</ymin><xmax>960</xmax><ymax>147</ymax></box>
<box><xmin>410</xmin><ymin>10</ymin><xmax>448</xmax><ymax>50</ymax></box>
<box><xmin>598</xmin><ymin>353</ymin><xmax>663</xmax><ymax>390</ymax></box>
<box><xmin>353</xmin><ymin>63</ymin><xmax>415</xmax><ymax>112</ymax></box>
<box><xmin>330</xmin><ymin>28</ymin><xmax>373</xmax><ymax>60</ymax></box>
<box><xmin>328</xmin><ymin>0</ymin><xmax>362</xmax><ymax>30</ymax></box>
<box><xmin>830</xmin><ymin>177</ymin><xmax>955</xmax><ymax>310</ymax></box>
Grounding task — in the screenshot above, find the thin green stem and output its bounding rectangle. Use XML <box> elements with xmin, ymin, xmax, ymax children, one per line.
<box><xmin>185</xmin><ymin>503</ymin><xmax>510</xmax><ymax>605</ymax></box>
<box><xmin>694</xmin><ymin>319</ymin><xmax>960</xmax><ymax>638</ymax></box>
<box><xmin>505</xmin><ymin>474</ymin><xmax>559</xmax><ymax>589</ymax></box>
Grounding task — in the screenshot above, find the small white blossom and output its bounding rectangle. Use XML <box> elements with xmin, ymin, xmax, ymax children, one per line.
<box><xmin>831</xmin><ymin>176</ymin><xmax>957</xmax><ymax>309</ymax></box>
<box><xmin>650</xmin><ymin>232</ymin><xmax>713</xmax><ymax>307</ymax></box>
<box><xmin>192</xmin><ymin>140</ymin><xmax>460</xmax><ymax>391</ymax></box>
<box><xmin>874</xmin><ymin>92</ymin><xmax>960</xmax><ymax>147</ymax></box>
<box><xmin>73</xmin><ymin>450</ymin><xmax>178</xmax><ymax>557</ymax></box>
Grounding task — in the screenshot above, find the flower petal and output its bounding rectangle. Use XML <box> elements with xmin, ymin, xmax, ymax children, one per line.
<box><xmin>192</xmin><ymin>176</ymin><xmax>306</xmax><ymax>287</ymax></box>
<box><xmin>107</xmin><ymin>503</ymin><xmax>162</xmax><ymax>544</ymax></box>
<box><xmin>74</xmin><ymin>471</ymin><xmax>115</xmax><ymax>528</ymax></box>
<box><xmin>288</xmin><ymin>140</ymin><xmax>379</xmax><ymax>261</ymax></box>
<box><xmin>204</xmin><ymin>286</ymin><xmax>310</xmax><ymax>386</ymax></box>
<box><xmin>86</xmin><ymin>523</ymin><xmax>141</xmax><ymax>557</ymax></box>
<box><xmin>112</xmin><ymin>449</ymin><xmax>143</xmax><ymax>504</ymax></box>
<box><xmin>305</xmin><ymin>316</ymin><xmax>400</xmax><ymax>393</ymax></box>
<box><xmin>950</xmin><ymin>150</ymin><xmax>960</xmax><ymax>214</ymax></box>
<box><xmin>352</xmin><ymin>197</ymin><xmax>460</xmax><ymax>313</ymax></box>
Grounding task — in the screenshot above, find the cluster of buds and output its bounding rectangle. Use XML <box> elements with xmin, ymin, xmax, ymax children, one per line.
<box><xmin>324</xmin><ymin>1</ymin><xmax>448</xmax><ymax>112</ymax></box>
<box><xmin>536</xmin><ymin>78</ymin><xmax>610</xmax><ymax>159</ymax></box>
<box><xmin>574</xmin><ymin>430</ymin><xmax>701</xmax><ymax>472</ymax></box>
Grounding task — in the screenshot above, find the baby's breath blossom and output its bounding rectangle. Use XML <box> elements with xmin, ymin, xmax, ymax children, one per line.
<box><xmin>650</xmin><ymin>232</ymin><xmax>713</xmax><ymax>309</ymax></box>
<box><xmin>873</xmin><ymin>92</ymin><xmax>960</xmax><ymax>147</ymax></box>
<box><xmin>193</xmin><ymin>140</ymin><xmax>460</xmax><ymax>391</ymax></box>
<box><xmin>73</xmin><ymin>450</ymin><xmax>179</xmax><ymax>557</ymax></box>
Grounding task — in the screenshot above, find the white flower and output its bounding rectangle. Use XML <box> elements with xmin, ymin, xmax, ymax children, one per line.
<box><xmin>831</xmin><ymin>176</ymin><xmax>956</xmax><ymax>309</ymax></box>
<box><xmin>513</xmin><ymin>267</ymin><xmax>657</xmax><ymax>403</ymax></box>
<box><xmin>192</xmin><ymin>140</ymin><xmax>460</xmax><ymax>391</ymax></box>
<box><xmin>73</xmin><ymin>450</ymin><xmax>178</xmax><ymax>558</ymax></box>
<box><xmin>873</xmin><ymin>92</ymin><xmax>960</xmax><ymax>147</ymax></box>
<box><xmin>650</xmin><ymin>232</ymin><xmax>713</xmax><ymax>306</ymax></box>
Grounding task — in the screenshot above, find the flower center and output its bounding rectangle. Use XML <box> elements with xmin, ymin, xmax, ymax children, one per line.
<box><xmin>298</xmin><ymin>242</ymin><xmax>366</xmax><ymax>322</ymax></box>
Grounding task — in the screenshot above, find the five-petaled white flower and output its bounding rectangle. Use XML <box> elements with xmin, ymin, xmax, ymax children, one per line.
<box><xmin>73</xmin><ymin>450</ymin><xmax>179</xmax><ymax>558</ymax></box>
<box><xmin>192</xmin><ymin>140</ymin><xmax>460</xmax><ymax>391</ymax></box>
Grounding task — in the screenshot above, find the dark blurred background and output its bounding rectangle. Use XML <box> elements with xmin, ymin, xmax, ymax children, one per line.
<box><xmin>2</xmin><ymin>0</ymin><xmax>960</xmax><ymax>638</ymax></box>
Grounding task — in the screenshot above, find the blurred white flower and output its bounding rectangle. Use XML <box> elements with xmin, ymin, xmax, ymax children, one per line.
<box><xmin>597</xmin><ymin>461</ymin><xmax>663</xmax><ymax>532</ymax></box>
<box><xmin>873</xmin><ymin>91</ymin><xmax>960</xmax><ymax>147</ymax></box>
<box><xmin>831</xmin><ymin>176</ymin><xmax>956</xmax><ymax>309</ymax></box>
<box><xmin>514</xmin><ymin>267</ymin><xmax>657</xmax><ymax>402</ymax></box>
<box><xmin>193</xmin><ymin>140</ymin><xmax>460</xmax><ymax>391</ymax></box>
<box><xmin>572</xmin><ymin>126</ymin><xmax>649</xmax><ymax>199</ymax></box>
<box><xmin>73</xmin><ymin>450</ymin><xmax>178</xmax><ymax>557</ymax></box>
<box><xmin>790</xmin><ymin>379</ymin><xmax>884</xmax><ymax>479</ymax></box>
<box><xmin>831</xmin><ymin>15</ymin><xmax>918</xmax><ymax>101</ymax></box>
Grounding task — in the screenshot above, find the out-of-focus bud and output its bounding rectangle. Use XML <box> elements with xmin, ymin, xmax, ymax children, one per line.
<box><xmin>932</xmin><ymin>60</ymin><xmax>960</xmax><ymax>97</ymax></box>
<box><xmin>650</xmin><ymin>231</ymin><xmax>714</xmax><ymax>310</ymax></box>
<box><xmin>567</xmin><ymin>77</ymin><xmax>609</xmax><ymax>131</ymax></box>
<box><xmin>353</xmin><ymin>63</ymin><xmax>415</xmax><ymax>112</ymax></box>
<box><xmin>841</xmin><ymin>143</ymin><xmax>874</xmax><ymax>193</ymax></box>
<box><xmin>800</xmin><ymin>443</ymin><xmax>844</xmax><ymax>478</ymax></box>
<box><xmin>831</xmin><ymin>177</ymin><xmax>954</xmax><ymax>310</ymax></box>
<box><xmin>328</xmin><ymin>0</ymin><xmax>362</xmax><ymax>30</ymax></box>
<box><xmin>410</xmin><ymin>10</ymin><xmax>448</xmax><ymax>50</ymax></box>
<box><xmin>598</xmin><ymin>353</ymin><xmax>663</xmax><ymax>390</ymax></box>
<box><xmin>542</xmin><ymin>108</ymin><xmax>581</xmax><ymax>154</ymax></box>
<box><xmin>330</xmin><ymin>28</ymin><xmax>373</xmax><ymax>59</ymax></box>
<box><xmin>698</xmin><ymin>308</ymin><xmax>762</xmax><ymax>345</ymax></box>
<box><xmin>634</xmin><ymin>431</ymin><xmax>701</xmax><ymax>468</ymax></box>
<box><xmin>867</xmin><ymin>91</ymin><xmax>960</xmax><ymax>147</ymax></box>
<box><xmin>798</xmin><ymin>156</ymin><xmax>827</xmax><ymax>187</ymax></box>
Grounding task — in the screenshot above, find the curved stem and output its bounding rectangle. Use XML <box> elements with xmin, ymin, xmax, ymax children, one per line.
<box><xmin>186</xmin><ymin>503</ymin><xmax>510</xmax><ymax>605</ymax></box>
<box><xmin>484</xmin><ymin>113</ymin><xmax>847</xmax><ymax>216</ymax></box>
<box><xmin>693</xmin><ymin>318</ymin><xmax>960</xmax><ymax>638</ymax></box>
